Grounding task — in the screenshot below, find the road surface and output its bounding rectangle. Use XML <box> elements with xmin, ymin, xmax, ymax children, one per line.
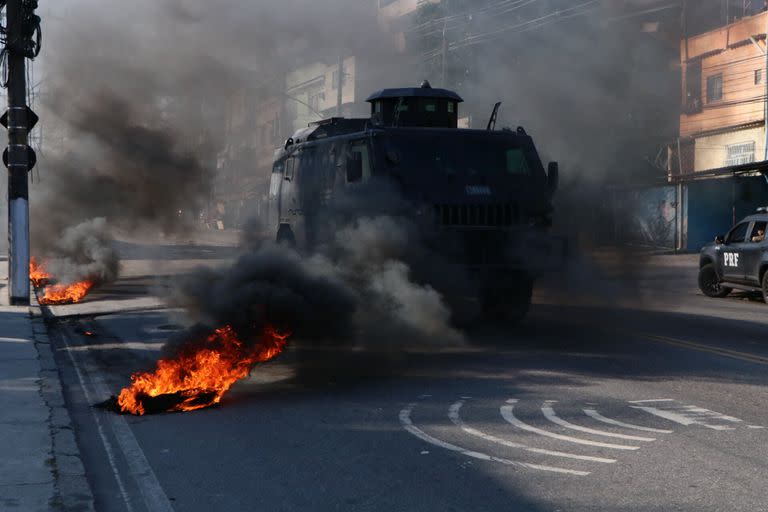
<box><xmin>43</xmin><ymin>239</ymin><xmax>768</xmax><ymax>511</ymax></box>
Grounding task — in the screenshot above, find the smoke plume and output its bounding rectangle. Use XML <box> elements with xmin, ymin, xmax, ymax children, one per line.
<box><xmin>170</xmin><ymin>182</ymin><xmax>465</xmax><ymax>351</ymax></box>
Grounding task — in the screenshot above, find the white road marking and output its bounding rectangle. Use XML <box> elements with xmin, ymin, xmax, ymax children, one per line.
<box><xmin>399</xmin><ymin>403</ymin><xmax>590</xmax><ymax>476</ymax></box>
<box><xmin>630</xmin><ymin>406</ymin><xmax>735</xmax><ymax>431</ymax></box>
<box><xmin>448</xmin><ymin>401</ymin><xmax>615</xmax><ymax>463</ymax></box>
<box><xmin>61</xmin><ymin>331</ymin><xmax>175</xmax><ymax>512</ymax></box>
<box><xmin>628</xmin><ymin>399</ymin><xmax>675</xmax><ymax>404</ymax></box>
<box><xmin>583</xmin><ymin>409</ymin><xmax>673</xmax><ymax>434</ymax></box>
<box><xmin>747</xmin><ymin>425</ymin><xmax>766</xmax><ymax>429</ymax></box>
<box><xmin>60</xmin><ymin>332</ymin><xmax>136</xmax><ymax>512</ymax></box>
<box><xmin>500</xmin><ymin>402</ymin><xmax>640</xmax><ymax>450</ymax></box>
<box><xmin>541</xmin><ymin>406</ymin><xmax>656</xmax><ymax>442</ymax></box>
<box><xmin>681</xmin><ymin>406</ymin><xmax>742</xmax><ymax>423</ymax></box>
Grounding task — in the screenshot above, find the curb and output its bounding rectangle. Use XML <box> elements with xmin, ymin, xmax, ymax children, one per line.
<box><xmin>30</xmin><ymin>292</ymin><xmax>96</xmax><ymax>512</ymax></box>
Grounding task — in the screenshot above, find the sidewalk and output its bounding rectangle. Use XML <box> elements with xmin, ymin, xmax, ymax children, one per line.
<box><xmin>0</xmin><ymin>258</ymin><xmax>93</xmax><ymax>511</ymax></box>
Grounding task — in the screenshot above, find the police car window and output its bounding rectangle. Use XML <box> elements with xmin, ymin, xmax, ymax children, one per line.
<box><xmin>505</xmin><ymin>149</ymin><xmax>531</xmax><ymax>175</ymax></box>
<box><xmin>750</xmin><ymin>221</ymin><xmax>766</xmax><ymax>242</ymax></box>
<box><xmin>726</xmin><ymin>222</ymin><xmax>749</xmax><ymax>243</ymax></box>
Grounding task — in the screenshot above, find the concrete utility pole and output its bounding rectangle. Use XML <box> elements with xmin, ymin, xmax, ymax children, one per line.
<box><xmin>764</xmin><ymin>12</ymin><xmax>768</xmax><ymax>160</ymax></box>
<box><xmin>4</xmin><ymin>0</ymin><xmax>39</xmax><ymax>305</ymax></box>
<box><xmin>441</xmin><ymin>20</ymin><xmax>448</xmax><ymax>88</ymax></box>
<box><xmin>336</xmin><ymin>55</ymin><xmax>344</xmax><ymax>117</ymax></box>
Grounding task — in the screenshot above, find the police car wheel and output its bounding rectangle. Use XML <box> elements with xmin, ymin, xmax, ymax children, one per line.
<box><xmin>698</xmin><ymin>263</ymin><xmax>731</xmax><ymax>298</ymax></box>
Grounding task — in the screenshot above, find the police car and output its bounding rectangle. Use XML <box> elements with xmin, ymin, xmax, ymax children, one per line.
<box><xmin>698</xmin><ymin>207</ymin><xmax>768</xmax><ymax>302</ymax></box>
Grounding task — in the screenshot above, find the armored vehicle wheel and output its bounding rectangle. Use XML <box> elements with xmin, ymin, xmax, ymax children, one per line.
<box><xmin>762</xmin><ymin>271</ymin><xmax>768</xmax><ymax>304</ymax></box>
<box><xmin>698</xmin><ymin>263</ymin><xmax>731</xmax><ymax>298</ymax></box>
<box><xmin>481</xmin><ymin>275</ymin><xmax>533</xmax><ymax>325</ymax></box>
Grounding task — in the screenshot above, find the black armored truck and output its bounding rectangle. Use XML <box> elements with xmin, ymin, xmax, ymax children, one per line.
<box><xmin>267</xmin><ymin>82</ymin><xmax>563</xmax><ymax>323</ymax></box>
<box><xmin>698</xmin><ymin>208</ymin><xmax>768</xmax><ymax>302</ymax></box>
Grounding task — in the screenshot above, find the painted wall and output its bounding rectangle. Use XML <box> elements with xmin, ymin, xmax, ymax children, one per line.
<box><xmin>685</xmin><ymin>176</ymin><xmax>768</xmax><ymax>250</ymax></box>
<box><xmin>694</xmin><ymin>126</ymin><xmax>766</xmax><ymax>171</ymax></box>
<box><xmin>680</xmin><ymin>11</ymin><xmax>768</xmax><ymax>138</ymax></box>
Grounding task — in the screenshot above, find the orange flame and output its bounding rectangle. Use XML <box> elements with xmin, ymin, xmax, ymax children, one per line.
<box><xmin>29</xmin><ymin>257</ymin><xmax>52</xmax><ymax>288</ymax></box>
<box><xmin>39</xmin><ymin>280</ymin><xmax>95</xmax><ymax>305</ymax></box>
<box><xmin>30</xmin><ymin>256</ymin><xmax>96</xmax><ymax>304</ymax></box>
<box><xmin>117</xmin><ymin>325</ymin><xmax>290</xmax><ymax>415</ymax></box>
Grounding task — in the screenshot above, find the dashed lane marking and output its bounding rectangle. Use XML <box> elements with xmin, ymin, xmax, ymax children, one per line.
<box><xmin>640</xmin><ymin>333</ymin><xmax>768</xmax><ymax>366</ymax></box>
<box><xmin>541</xmin><ymin>405</ymin><xmax>656</xmax><ymax>442</ymax></box>
<box><xmin>583</xmin><ymin>409</ymin><xmax>673</xmax><ymax>434</ymax></box>
<box><xmin>500</xmin><ymin>400</ymin><xmax>640</xmax><ymax>451</ymax></box>
<box><xmin>448</xmin><ymin>400</ymin><xmax>616</xmax><ymax>463</ymax></box>
<box><xmin>399</xmin><ymin>403</ymin><xmax>590</xmax><ymax>476</ymax></box>
<box><xmin>628</xmin><ymin>399</ymin><xmax>675</xmax><ymax>404</ymax></box>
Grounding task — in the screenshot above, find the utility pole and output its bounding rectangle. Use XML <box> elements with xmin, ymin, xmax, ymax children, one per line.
<box><xmin>3</xmin><ymin>0</ymin><xmax>40</xmax><ymax>305</ymax></box>
<box><xmin>336</xmin><ymin>55</ymin><xmax>343</xmax><ymax>117</ymax></box>
<box><xmin>441</xmin><ymin>20</ymin><xmax>448</xmax><ymax>88</ymax></box>
<box><xmin>764</xmin><ymin>10</ymin><xmax>768</xmax><ymax>160</ymax></box>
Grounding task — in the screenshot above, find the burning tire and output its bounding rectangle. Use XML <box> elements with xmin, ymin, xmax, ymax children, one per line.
<box><xmin>698</xmin><ymin>263</ymin><xmax>731</xmax><ymax>298</ymax></box>
<box><xmin>481</xmin><ymin>273</ymin><xmax>533</xmax><ymax>325</ymax></box>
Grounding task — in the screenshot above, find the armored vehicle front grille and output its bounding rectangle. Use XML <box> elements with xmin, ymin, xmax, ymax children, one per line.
<box><xmin>434</xmin><ymin>203</ymin><xmax>518</xmax><ymax>227</ymax></box>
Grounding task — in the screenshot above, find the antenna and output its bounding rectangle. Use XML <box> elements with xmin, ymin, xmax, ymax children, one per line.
<box><xmin>487</xmin><ymin>102</ymin><xmax>501</xmax><ymax>131</ymax></box>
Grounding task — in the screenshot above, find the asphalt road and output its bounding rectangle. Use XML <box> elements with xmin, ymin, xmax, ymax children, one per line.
<box><xmin>44</xmin><ymin>240</ymin><xmax>768</xmax><ymax>512</ymax></box>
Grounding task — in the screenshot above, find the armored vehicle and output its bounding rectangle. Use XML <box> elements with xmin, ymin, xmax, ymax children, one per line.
<box><xmin>267</xmin><ymin>82</ymin><xmax>562</xmax><ymax>323</ymax></box>
<box><xmin>698</xmin><ymin>208</ymin><xmax>768</xmax><ymax>302</ymax></box>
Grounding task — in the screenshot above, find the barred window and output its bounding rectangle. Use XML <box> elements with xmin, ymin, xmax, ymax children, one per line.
<box><xmin>706</xmin><ymin>74</ymin><xmax>723</xmax><ymax>102</ymax></box>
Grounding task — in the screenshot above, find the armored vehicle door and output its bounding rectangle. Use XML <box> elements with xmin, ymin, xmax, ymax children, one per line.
<box><xmin>742</xmin><ymin>220</ymin><xmax>767</xmax><ymax>284</ymax></box>
<box><xmin>720</xmin><ymin>221</ymin><xmax>750</xmax><ymax>282</ymax></box>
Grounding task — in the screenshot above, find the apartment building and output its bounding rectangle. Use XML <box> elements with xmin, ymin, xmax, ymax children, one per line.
<box><xmin>679</xmin><ymin>11</ymin><xmax>768</xmax><ymax>173</ymax></box>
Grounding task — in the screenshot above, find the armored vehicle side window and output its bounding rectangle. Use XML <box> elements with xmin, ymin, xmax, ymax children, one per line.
<box><xmin>505</xmin><ymin>148</ymin><xmax>531</xmax><ymax>175</ymax></box>
<box><xmin>726</xmin><ymin>222</ymin><xmax>749</xmax><ymax>244</ymax></box>
<box><xmin>285</xmin><ymin>157</ymin><xmax>295</xmax><ymax>181</ymax></box>
<box><xmin>269</xmin><ymin>161</ymin><xmax>284</xmax><ymax>197</ymax></box>
<box><xmin>750</xmin><ymin>221</ymin><xmax>766</xmax><ymax>242</ymax></box>
<box><xmin>346</xmin><ymin>140</ymin><xmax>371</xmax><ymax>183</ymax></box>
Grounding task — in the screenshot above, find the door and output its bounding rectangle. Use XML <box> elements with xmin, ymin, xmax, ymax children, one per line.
<box><xmin>720</xmin><ymin>221</ymin><xmax>750</xmax><ymax>282</ymax></box>
<box><xmin>743</xmin><ymin>220</ymin><xmax>767</xmax><ymax>284</ymax></box>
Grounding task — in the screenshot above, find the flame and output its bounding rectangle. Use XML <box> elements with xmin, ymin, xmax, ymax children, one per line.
<box><xmin>117</xmin><ymin>325</ymin><xmax>291</xmax><ymax>415</ymax></box>
<box><xmin>30</xmin><ymin>256</ymin><xmax>96</xmax><ymax>304</ymax></box>
<box><xmin>29</xmin><ymin>257</ymin><xmax>51</xmax><ymax>287</ymax></box>
<box><xmin>39</xmin><ymin>280</ymin><xmax>95</xmax><ymax>305</ymax></box>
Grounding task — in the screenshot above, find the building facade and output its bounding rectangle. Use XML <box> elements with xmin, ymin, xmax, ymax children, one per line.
<box><xmin>669</xmin><ymin>10</ymin><xmax>768</xmax><ymax>250</ymax></box>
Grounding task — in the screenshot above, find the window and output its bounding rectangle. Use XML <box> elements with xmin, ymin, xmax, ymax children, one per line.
<box><xmin>706</xmin><ymin>74</ymin><xmax>723</xmax><ymax>102</ymax></box>
<box><xmin>725</xmin><ymin>141</ymin><xmax>755</xmax><ymax>166</ymax></box>
<box><xmin>308</xmin><ymin>92</ymin><xmax>323</xmax><ymax>112</ymax></box>
<box><xmin>284</xmin><ymin>157</ymin><xmax>295</xmax><ymax>181</ymax></box>
<box><xmin>684</xmin><ymin>61</ymin><xmax>702</xmax><ymax>113</ymax></box>
<box><xmin>505</xmin><ymin>148</ymin><xmax>531</xmax><ymax>175</ymax></box>
<box><xmin>346</xmin><ymin>140</ymin><xmax>371</xmax><ymax>183</ymax></box>
<box><xmin>750</xmin><ymin>221</ymin><xmax>766</xmax><ymax>243</ymax></box>
<box><xmin>423</xmin><ymin>101</ymin><xmax>437</xmax><ymax>113</ymax></box>
<box><xmin>756</xmin><ymin>69</ymin><xmax>763</xmax><ymax>85</ymax></box>
<box><xmin>726</xmin><ymin>222</ymin><xmax>749</xmax><ymax>244</ymax></box>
